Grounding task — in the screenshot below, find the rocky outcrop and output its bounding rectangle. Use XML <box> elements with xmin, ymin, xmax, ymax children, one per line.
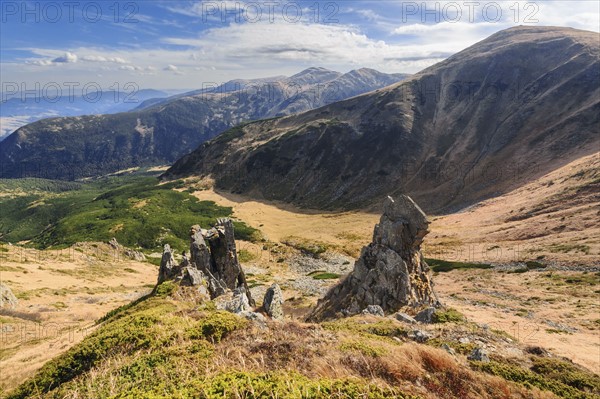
<box><xmin>263</xmin><ymin>284</ymin><xmax>284</xmax><ymax>320</ymax></box>
<box><xmin>108</xmin><ymin>237</ymin><xmax>146</xmax><ymax>261</ymax></box>
<box><xmin>215</xmin><ymin>287</ymin><xmax>250</xmax><ymax>313</ymax></box>
<box><xmin>415</xmin><ymin>307</ymin><xmax>437</xmax><ymax>324</ymax></box>
<box><xmin>0</xmin><ymin>283</ymin><xmax>18</xmax><ymax>309</ymax></box>
<box><xmin>156</xmin><ymin>218</ymin><xmax>254</xmax><ymax>305</ymax></box>
<box><xmin>306</xmin><ymin>196</ymin><xmax>437</xmax><ymax>322</ymax></box>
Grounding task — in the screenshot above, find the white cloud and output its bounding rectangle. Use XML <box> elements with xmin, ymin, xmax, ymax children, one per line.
<box><xmin>52</xmin><ymin>52</ymin><xmax>78</xmax><ymax>63</ymax></box>
<box><xmin>81</xmin><ymin>55</ymin><xmax>128</xmax><ymax>64</ymax></box>
<box><xmin>162</xmin><ymin>21</ymin><xmax>458</xmax><ymax>70</ymax></box>
<box><xmin>119</xmin><ymin>65</ymin><xmax>143</xmax><ymax>71</ymax></box>
<box><xmin>29</xmin><ymin>59</ymin><xmax>54</xmax><ymax>67</ymax></box>
<box><xmin>6</xmin><ymin>1</ymin><xmax>599</xmax><ymax>90</ymax></box>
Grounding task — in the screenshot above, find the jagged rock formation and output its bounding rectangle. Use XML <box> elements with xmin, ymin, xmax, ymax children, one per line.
<box><xmin>263</xmin><ymin>284</ymin><xmax>284</xmax><ymax>320</ymax></box>
<box><xmin>215</xmin><ymin>287</ymin><xmax>250</xmax><ymax>313</ymax></box>
<box><xmin>157</xmin><ymin>218</ymin><xmax>254</xmax><ymax>305</ymax></box>
<box><xmin>108</xmin><ymin>237</ymin><xmax>146</xmax><ymax>261</ymax></box>
<box><xmin>307</xmin><ymin>196</ymin><xmax>437</xmax><ymax>322</ymax></box>
<box><xmin>0</xmin><ymin>283</ymin><xmax>18</xmax><ymax>309</ymax></box>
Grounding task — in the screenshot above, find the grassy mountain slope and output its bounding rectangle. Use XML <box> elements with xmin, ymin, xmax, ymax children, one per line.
<box><xmin>5</xmin><ymin>282</ymin><xmax>599</xmax><ymax>399</ymax></box>
<box><xmin>427</xmin><ymin>152</ymin><xmax>600</xmax><ymax>263</ymax></box>
<box><xmin>165</xmin><ymin>26</ymin><xmax>600</xmax><ymax>213</ymax></box>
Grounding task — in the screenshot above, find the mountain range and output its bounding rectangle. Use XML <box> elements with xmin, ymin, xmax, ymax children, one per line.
<box><xmin>165</xmin><ymin>26</ymin><xmax>600</xmax><ymax>213</ymax></box>
<box><xmin>0</xmin><ymin>68</ymin><xmax>408</xmax><ymax>179</ymax></box>
<box><xmin>0</xmin><ymin>89</ymin><xmax>171</xmax><ymax>141</ymax></box>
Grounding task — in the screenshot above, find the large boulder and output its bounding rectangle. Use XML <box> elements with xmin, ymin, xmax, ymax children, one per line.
<box><xmin>307</xmin><ymin>196</ymin><xmax>437</xmax><ymax>322</ymax></box>
<box><xmin>263</xmin><ymin>283</ymin><xmax>284</xmax><ymax>320</ymax></box>
<box><xmin>0</xmin><ymin>283</ymin><xmax>18</xmax><ymax>309</ymax></box>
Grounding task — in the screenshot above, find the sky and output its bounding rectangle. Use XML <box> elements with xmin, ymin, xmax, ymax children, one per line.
<box><xmin>1</xmin><ymin>0</ymin><xmax>599</xmax><ymax>91</ymax></box>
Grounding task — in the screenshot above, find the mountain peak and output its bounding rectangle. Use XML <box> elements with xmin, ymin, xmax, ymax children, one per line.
<box><xmin>287</xmin><ymin>67</ymin><xmax>343</xmax><ymax>85</ymax></box>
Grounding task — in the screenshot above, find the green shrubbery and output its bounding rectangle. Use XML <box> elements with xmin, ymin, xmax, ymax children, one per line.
<box><xmin>187</xmin><ymin>311</ymin><xmax>248</xmax><ymax>343</ymax></box>
<box><xmin>424</xmin><ymin>258</ymin><xmax>493</xmax><ymax>273</ymax></box>
<box><xmin>0</xmin><ymin>175</ymin><xmax>259</xmax><ymax>253</ymax></box>
<box><xmin>7</xmin><ymin>298</ymin><xmax>179</xmax><ymax>399</ymax></box>
<box><xmin>472</xmin><ymin>359</ymin><xmax>600</xmax><ymax>399</ymax></box>
<box><xmin>323</xmin><ymin>317</ymin><xmax>407</xmax><ymax>339</ymax></box>
<box><xmin>432</xmin><ymin>308</ymin><xmax>465</xmax><ymax>323</ymax></box>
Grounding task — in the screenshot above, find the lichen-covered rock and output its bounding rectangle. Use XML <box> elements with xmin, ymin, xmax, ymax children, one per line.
<box><xmin>0</xmin><ymin>283</ymin><xmax>18</xmax><ymax>309</ymax></box>
<box><xmin>394</xmin><ymin>312</ymin><xmax>417</xmax><ymax>324</ymax></box>
<box><xmin>263</xmin><ymin>284</ymin><xmax>284</xmax><ymax>320</ymax></box>
<box><xmin>190</xmin><ymin>219</ymin><xmax>254</xmax><ymax>304</ymax></box>
<box><xmin>215</xmin><ymin>288</ymin><xmax>250</xmax><ymax>313</ymax></box>
<box><xmin>468</xmin><ymin>347</ymin><xmax>490</xmax><ymax>363</ymax></box>
<box><xmin>307</xmin><ymin>195</ymin><xmax>437</xmax><ymax>322</ymax></box>
<box><xmin>415</xmin><ymin>307</ymin><xmax>437</xmax><ymax>324</ymax></box>
<box><xmin>362</xmin><ymin>305</ymin><xmax>385</xmax><ymax>317</ymax></box>
<box><xmin>157</xmin><ymin>244</ymin><xmax>178</xmax><ymax>284</ymax></box>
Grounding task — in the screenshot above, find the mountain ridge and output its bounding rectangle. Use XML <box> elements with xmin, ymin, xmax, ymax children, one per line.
<box><xmin>0</xmin><ymin>67</ymin><xmax>408</xmax><ymax>180</ymax></box>
<box><xmin>164</xmin><ymin>26</ymin><xmax>600</xmax><ymax>213</ymax></box>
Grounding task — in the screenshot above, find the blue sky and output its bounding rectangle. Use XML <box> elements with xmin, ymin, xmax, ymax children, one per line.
<box><xmin>1</xmin><ymin>1</ymin><xmax>599</xmax><ymax>90</ymax></box>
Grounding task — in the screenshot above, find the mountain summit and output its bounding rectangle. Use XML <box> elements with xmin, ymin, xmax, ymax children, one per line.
<box><xmin>165</xmin><ymin>26</ymin><xmax>600</xmax><ymax>212</ymax></box>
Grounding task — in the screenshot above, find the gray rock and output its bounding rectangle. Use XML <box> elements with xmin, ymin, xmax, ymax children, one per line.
<box><xmin>468</xmin><ymin>347</ymin><xmax>490</xmax><ymax>362</ymax></box>
<box><xmin>124</xmin><ymin>248</ymin><xmax>146</xmax><ymax>262</ymax></box>
<box><xmin>394</xmin><ymin>312</ymin><xmax>417</xmax><ymax>324</ymax></box>
<box><xmin>441</xmin><ymin>343</ymin><xmax>456</xmax><ymax>356</ymax></box>
<box><xmin>179</xmin><ymin>266</ymin><xmax>206</xmax><ymax>287</ymax></box>
<box><xmin>458</xmin><ymin>337</ymin><xmax>470</xmax><ymax>344</ymax></box>
<box><xmin>109</xmin><ymin>237</ymin><xmax>146</xmax><ymax>261</ymax></box>
<box><xmin>191</xmin><ymin>220</ymin><xmax>254</xmax><ymax>305</ymax></box>
<box><xmin>263</xmin><ymin>284</ymin><xmax>285</xmax><ymax>320</ymax></box>
<box><xmin>408</xmin><ymin>329</ymin><xmax>431</xmax><ymax>343</ymax></box>
<box><xmin>415</xmin><ymin>307</ymin><xmax>437</xmax><ymax>323</ymax></box>
<box><xmin>0</xmin><ymin>284</ymin><xmax>18</xmax><ymax>309</ymax></box>
<box><xmin>307</xmin><ymin>196</ymin><xmax>437</xmax><ymax>322</ymax></box>
<box><xmin>362</xmin><ymin>305</ymin><xmax>385</xmax><ymax>317</ymax></box>
<box><xmin>157</xmin><ymin>244</ymin><xmax>178</xmax><ymax>284</ymax></box>
<box><xmin>239</xmin><ymin>311</ymin><xmax>267</xmax><ymax>328</ymax></box>
<box><xmin>108</xmin><ymin>237</ymin><xmax>120</xmax><ymax>249</ymax></box>
<box><xmin>215</xmin><ymin>288</ymin><xmax>250</xmax><ymax>314</ymax></box>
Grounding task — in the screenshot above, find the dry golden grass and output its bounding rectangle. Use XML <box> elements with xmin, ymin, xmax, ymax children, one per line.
<box><xmin>0</xmin><ymin>242</ymin><xmax>156</xmax><ymax>393</ymax></box>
